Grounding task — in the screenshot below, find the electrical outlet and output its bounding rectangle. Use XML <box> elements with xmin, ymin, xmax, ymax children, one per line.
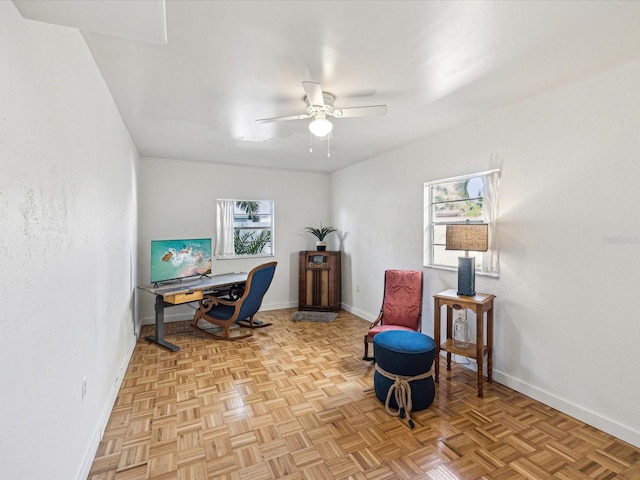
<box><xmin>82</xmin><ymin>375</ymin><xmax>87</xmax><ymax>400</ymax></box>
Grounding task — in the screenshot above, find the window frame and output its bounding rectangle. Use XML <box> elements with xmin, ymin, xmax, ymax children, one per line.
<box><xmin>423</xmin><ymin>169</ymin><xmax>500</xmax><ymax>277</ymax></box>
<box><xmin>215</xmin><ymin>199</ymin><xmax>275</xmax><ymax>259</ymax></box>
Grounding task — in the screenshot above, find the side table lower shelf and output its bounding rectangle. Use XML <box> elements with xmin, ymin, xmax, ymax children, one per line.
<box><xmin>439</xmin><ymin>339</ymin><xmax>490</xmax><ymax>376</ymax></box>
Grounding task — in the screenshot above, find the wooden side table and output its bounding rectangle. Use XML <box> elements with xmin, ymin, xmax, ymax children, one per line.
<box><xmin>433</xmin><ymin>289</ymin><xmax>496</xmax><ymax>397</ymax></box>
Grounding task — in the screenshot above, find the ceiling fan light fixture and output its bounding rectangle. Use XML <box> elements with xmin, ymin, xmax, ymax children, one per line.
<box><xmin>308</xmin><ymin>113</ymin><xmax>333</xmax><ymax>137</ymax></box>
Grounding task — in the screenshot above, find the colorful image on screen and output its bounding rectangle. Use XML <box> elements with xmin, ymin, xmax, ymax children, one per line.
<box><xmin>150</xmin><ymin>238</ymin><xmax>212</xmax><ymax>283</ymax></box>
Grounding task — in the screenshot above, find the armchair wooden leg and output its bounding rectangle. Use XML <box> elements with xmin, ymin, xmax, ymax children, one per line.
<box><xmin>363</xmin><ymin>335</ymin><xmax>374</xmax><ymax>361</ymax></box>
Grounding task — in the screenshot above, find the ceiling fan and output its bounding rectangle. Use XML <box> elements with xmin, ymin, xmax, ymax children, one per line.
<box><xmin>256</xmin><ymin>81</ymin><xmax>388</xmax><ymax>137</ymax></box>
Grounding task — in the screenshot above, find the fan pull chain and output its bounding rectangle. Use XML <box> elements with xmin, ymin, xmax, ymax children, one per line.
<box><xmin>327</xmin><ymin>135</ymin><xmax>331</xmax><ymax>158</ymax></box>
<box><xmin>309</xmin><ymin>131</ymin><xmax>313</xmax><ymax>153</ymax></box>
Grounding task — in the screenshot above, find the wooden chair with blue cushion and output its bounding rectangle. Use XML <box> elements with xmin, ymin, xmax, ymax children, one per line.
<box><xmin>192</xmin><ymin>261</ymin><xmax>277</xmax><ymax>340</ymax></box>
<box><xmin>363</xmin><ymin>269</ymin><xmax>424</xmax><ymax>360</ymax></box>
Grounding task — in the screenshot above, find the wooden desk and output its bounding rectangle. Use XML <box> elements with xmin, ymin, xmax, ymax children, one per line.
<box><xmin>138</xmin><ymin>272</ymin><xmax>248</xmax><ymax>351</ymax></box>
<box><xmin>433</xmin><ymin>289</ymin><xmax>496</xmax><ymax>397</ymax></box>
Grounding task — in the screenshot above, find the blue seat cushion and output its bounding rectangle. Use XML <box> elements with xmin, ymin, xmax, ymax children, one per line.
<box><xmin>374</xmin><ymin>330</ymin><xmax>436</xmax><ymax>376</ymax></box>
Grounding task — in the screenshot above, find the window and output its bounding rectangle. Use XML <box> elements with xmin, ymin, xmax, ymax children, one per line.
<box><xmin>424</xmin><ymin>170</ymin><xmax>500</xmax><ymax>275</ymax></box>
<box><xmin>215</xmin><ymin>200</ymin><xmax>274</xmax><ymax>258</ymax></box>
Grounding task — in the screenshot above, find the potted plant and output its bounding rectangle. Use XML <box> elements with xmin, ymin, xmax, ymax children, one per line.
<box><xmin>305</xmin><ymin>225</ymin><xmax>337</xmax><ymax>251</ymax></box>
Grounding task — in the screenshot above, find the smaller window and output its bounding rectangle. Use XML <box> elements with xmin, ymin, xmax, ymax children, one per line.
<box><xmin>215</xmin><ymin>200</ymin><xmax>274</xmax><ymax>258</ymax></box>
<box><xmin>424</xmin><ymin>170</ymin><xmax>500</xmax><ymax>275</ymax></box>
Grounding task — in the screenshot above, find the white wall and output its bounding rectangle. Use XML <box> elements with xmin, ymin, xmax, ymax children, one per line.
<box><xmin>0</xmin><ymin>4</ymin><xmax>139</xmax><ymax>479</ymax></box>
<box><xmin>4</xmin><ymin>3</ymin><xmax>639</xmax><ymax>477</ymax></box>
<box><xmin>138</xmin><ymin>157</ymin><xmax>332</xmax><ymax>324</ymax></box>
<box><xmin>332</xmin><ymin>57</ymin><xmax>640</xmax><ymax>447</ymax></box>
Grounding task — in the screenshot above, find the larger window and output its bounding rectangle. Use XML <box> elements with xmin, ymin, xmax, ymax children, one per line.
<box><xmin>215</xmin><ymin>200</ymin><xmax>274</xmax><ymax>258</ymax></box>
<box><xmin>424</xmin><ymin>170</ymin><xmax>500</xmax><ymax>275</ymax></box>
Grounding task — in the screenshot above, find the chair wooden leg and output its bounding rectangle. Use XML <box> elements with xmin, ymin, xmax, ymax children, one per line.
<box><xmin>192</xmin><ymin>316</ymin><xmax>252</xmax><ymax>341</ymax></box>
<box><xmin>363</xmin><ymin>335</ymin><xmax>374</xmax><ymax>361</ymax></box>
<box><xmin>238</xmin><ymin>314</ymin><xmax>272</xmax><ymax>329</ymax></box>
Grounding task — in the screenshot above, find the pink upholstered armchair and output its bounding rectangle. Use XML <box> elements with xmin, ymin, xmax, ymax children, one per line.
<box><xmin>363</xmin><ymin>270</ymin><xmax>424</xmax><ymax>360</ymax></box>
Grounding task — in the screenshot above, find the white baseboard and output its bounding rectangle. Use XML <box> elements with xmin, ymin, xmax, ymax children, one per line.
<box><xmin>77</xmin><ymin>336</ymin><xmax>137</xmax><ymax>480</ymax></box>
<box><xmin>340</xmin><ymin>303</ymin><xmax>376</xmax><ymax>322</ymax></box>
<box><xmin>493</xmin><ymin>369</ymin><xmax>640</xmax><ymax>448</ymax></box>
<box><xmin>441</xmin><ymin>352</ymin><xmax>640</xmax><ymax>448</ymax></box>
<box><xmin>262</xmin><ymin>301</ymin><xmax>297</xmax><ymax>311</ymax></box>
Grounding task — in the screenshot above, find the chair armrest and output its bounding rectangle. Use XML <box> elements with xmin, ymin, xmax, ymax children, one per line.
<box><xmin>198</xmin><ymin>295</ymin><xmax>220</xmax><ymax>314</ymax></box>
<box><xmin>369</xmin><ymin>311</ymin><xmax>384</xmax><ymax>329</ymax></box>
<box><xmin>215</xmin><ymin>297</ymin><xmax>238</xmax><ymax>307</ymax></box>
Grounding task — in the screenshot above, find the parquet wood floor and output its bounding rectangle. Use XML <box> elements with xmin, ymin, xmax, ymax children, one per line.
<box><xmin>88</xmin><ymin>308</ymin><xmax>640</xmax><ymax>480</ymax></box>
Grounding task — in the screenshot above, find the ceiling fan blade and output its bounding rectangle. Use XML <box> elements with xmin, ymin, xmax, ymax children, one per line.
<box><xmin>255</xmin><ymin>113</ymin><xmax>311</xmax><ymax>123</ymax></box>
<box><xmin>332</xmin><ymin>105</ymin><xmax>388</xmax><ymax>118</ymax></box>
<box><xmin>302</xmin><ymin>81</ymin><xmax>325</xmax><ymax>108</ymax></box>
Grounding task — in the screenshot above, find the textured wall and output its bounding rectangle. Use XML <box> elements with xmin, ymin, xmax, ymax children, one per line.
<box><xmin>332</xmin><ymin>57</ymin><xmax>640</xmax><ymax>447</ymax></box>
<box><xmin>0</xmin><ymin>4</ymin><xmax>139</xmax><ymax>478</ymax></box>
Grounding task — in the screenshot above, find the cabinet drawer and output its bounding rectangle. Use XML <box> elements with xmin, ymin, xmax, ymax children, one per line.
<box><xmin>164</xmin><ymin>290</ymin><xmax>203</xmax><ymax>305</ymax></box>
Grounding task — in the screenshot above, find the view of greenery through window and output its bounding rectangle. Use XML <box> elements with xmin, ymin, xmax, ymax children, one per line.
<box><xmin>427</xmin><ymin>175</ymin><xmax>485</xmax><ymax>269</ymax></box>
<box><xmin>233</xmin><ymin>201</ymin><xmax>273</xmax><ymax>256</ymax></box>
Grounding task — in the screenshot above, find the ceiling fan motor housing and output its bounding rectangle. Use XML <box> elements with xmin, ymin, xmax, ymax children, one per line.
<box><xmin>255</xmin><ymin>81</ymin><xmax>386</xmax><ymax>126</ymax></box>
<box><xmin>306</xmin><ymin>92</ymin><xmax>335</xmax><ymax>116</ymax></box>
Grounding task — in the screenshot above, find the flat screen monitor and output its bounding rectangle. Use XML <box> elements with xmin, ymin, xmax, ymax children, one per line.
<box><xmin>150</xmin><ymin>238</ymin><xmax>212</xmax><ymax>284</ymax></box>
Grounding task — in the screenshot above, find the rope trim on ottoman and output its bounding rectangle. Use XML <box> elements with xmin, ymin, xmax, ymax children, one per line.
<box><xmin>374</xmin><ymin>363</ymin><xmax>433</xmax><ymax>429</ymax></box>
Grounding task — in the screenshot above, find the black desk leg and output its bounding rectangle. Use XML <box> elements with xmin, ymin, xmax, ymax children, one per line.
<box><xmin>145</xmin><ymin>295</ymin><xmax>180</xmax><ymax>352</ymax></box>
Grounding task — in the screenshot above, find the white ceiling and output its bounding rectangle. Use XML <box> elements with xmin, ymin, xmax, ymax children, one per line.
<box><xmin>13</xmin><ymin>0</ymin><xmax>640</xmax><ymax>173</ymax></box>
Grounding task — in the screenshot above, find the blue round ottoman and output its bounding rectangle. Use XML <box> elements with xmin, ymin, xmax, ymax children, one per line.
<box><xmin>373</xmin><ymin>330</ymin><xmax>436</xmax><ymax>427</ymax></box>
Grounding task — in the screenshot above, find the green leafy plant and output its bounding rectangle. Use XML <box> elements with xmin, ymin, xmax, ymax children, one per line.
<box><xmin>234</xmin><ymin>229</ymin><xmax>271</xmax><ymax>255</ymax></box>
<box><xmin>236</xmin><ymin>201</ymin><xmax>261</xmax><ymax>222</ymax></box>
<box><xmin>305</xmin><ymin>225</ymin><xmax>337</xmax><ymax>241</ymax></box>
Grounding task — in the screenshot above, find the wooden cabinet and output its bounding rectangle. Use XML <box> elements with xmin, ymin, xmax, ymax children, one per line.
<box><xmin>298</xmin><ymin>251</ymin><xmax>341</xmax><ymax>312</ymax></box>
